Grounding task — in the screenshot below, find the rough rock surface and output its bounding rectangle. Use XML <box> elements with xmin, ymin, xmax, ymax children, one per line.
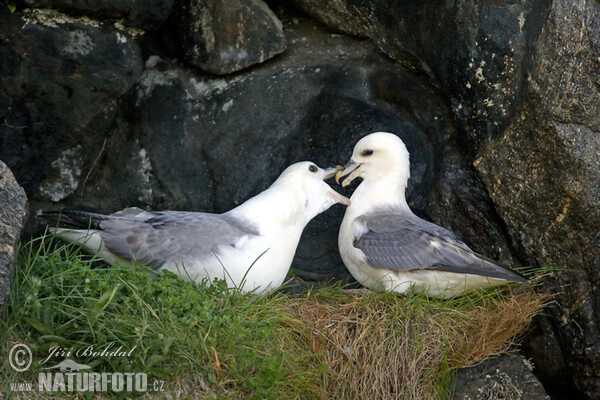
<box><xmin>21</xmin><ymin>0</ymin><xmax>174</xmax><ymax>30</ymax></box>
<box><xmin>0</xmin><ymin>8</ymin><xmax>143</xmax><ymax>204</ymax></box>
<box><xmin>452</xmin><ymin>353</ymin><xmax>549</xmax><ymax>400</ymax></box>
<box><xmin>474</xmin><ymin>1</ymin><xmax>600</xmax><ymax>397</ymax></box>
<box><xmin>164</xmin><ymin>0</ymin><xmax>286</xmax><ymax>75</ymax></box>
<box><xmin>291</xmin><ymin>0</ymin><xmax>552</xmax><ymax>152</ymax></box>
<box><xmin>0</xmin><ymin>161</ymin><xmax>27</xmax><ymax>314</ymax></box>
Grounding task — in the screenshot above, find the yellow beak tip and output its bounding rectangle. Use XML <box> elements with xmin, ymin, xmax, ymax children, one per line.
<box><xmin>334</xmin><ymin>172</ymin><xmax>342</xmax><ymax>185</ymax></box>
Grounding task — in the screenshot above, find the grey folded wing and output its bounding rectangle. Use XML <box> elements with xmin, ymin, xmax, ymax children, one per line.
<box><xmin>99</xmin><ymin>208</ymin><xmax>259</xmax><ymax>269</ymax></box>
<box><xmin>353</xmin><ymin>212</ymin><xmax>526</xmax><ymax>282</ymax></box>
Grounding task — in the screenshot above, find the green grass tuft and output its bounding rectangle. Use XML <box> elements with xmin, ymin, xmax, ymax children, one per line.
<box><xmin>1</xmin><ymin>234</ymin><xmax>321</xmax><ymax>399</ymax></box>
<box><xmin>1</xmin><ymin>234</ymin><xmax>547</xmax><ymax>399</ymax></box>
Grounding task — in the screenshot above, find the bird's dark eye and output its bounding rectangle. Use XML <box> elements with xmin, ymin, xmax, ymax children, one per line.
<box><xmin>362</xmin><ymin>149</ymin><xmax>374</xmax><ymax>156</ymax></box>
<box><xmin>308</xmin><ymin>164</ymin><xmax>318</xmax><ymax>173</ymax></box>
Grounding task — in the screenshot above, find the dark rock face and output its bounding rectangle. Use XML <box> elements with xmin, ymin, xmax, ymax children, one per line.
<box><xmin>291</xmin><ymin>0</ymin><xmax>552</xmax><ymax>153</ymax></box>
<box><xmin>164</xmin><ymin>0</ymin><xmax>286</xmax><ymax>75</ymax></box>
<box><xmin>0</xmin><ymin>8</ymin><xmax>143</xmax><ymax>204</ymax></box>
<box><xmin>474</xmin><ymin>1</ymin><xmax>600</xmax><ymax>396</ymax></box>
<box><xmin>0</xmin><ymin>161</ymin><xmax>28</xmax><ymax>314</ymax></box>
<box><xmin>21</xmin><ymin>0</ymin><xmax>174</xmax><ymax>30</ymax></box>
<box><xmin>452</xmin><ymin>353</ymin><xmax>550</xmax><ymax>400</ymax></box>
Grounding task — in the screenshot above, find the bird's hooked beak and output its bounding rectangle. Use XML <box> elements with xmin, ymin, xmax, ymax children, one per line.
<box><xmin>334</xmin><ymin>160</ymin><xmax>361</xmax><ymax>187</ymax></box>
<box><xmin>323</xmin><ymin>167</ymin><xmax>351</xmax><ymax>206</ymax></box>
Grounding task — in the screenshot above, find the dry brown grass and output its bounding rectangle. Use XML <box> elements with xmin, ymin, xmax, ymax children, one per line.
<box><xmin>287</xmin><ymin>285</ymin><xmax>547</xmax><ymax>400</ymax></box>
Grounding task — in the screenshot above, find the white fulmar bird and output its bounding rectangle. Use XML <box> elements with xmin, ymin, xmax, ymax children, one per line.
<box><xmin>42</xmin><ymin>162</ymin><xmax>350</xmax><ymax>295</ymax></box>
<box><xmin>335</xmin><ymin>132</ymin><xmax>527</xmax><ymax>298</ymax></box>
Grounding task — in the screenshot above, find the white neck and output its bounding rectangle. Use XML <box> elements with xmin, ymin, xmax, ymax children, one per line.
<box><xmin>347</xmin><ymin>174</ymin><xmax>411</xmax><ymax>219</ymax></box>
<box><xmin>227</xmin><ymin>185</ymin><xmax>306</xmax><ymax>234</ymax></box>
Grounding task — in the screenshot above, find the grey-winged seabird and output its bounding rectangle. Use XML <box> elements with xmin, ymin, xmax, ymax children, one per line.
<box><xmin>42</xmin><ymin>162</ymin><xmax>350</xmax><ymax>295</ymax></box>
<box><xmin>335</xmin><ymin>132</ymin><xmax>527</xmax><ymax>298</ymax></box>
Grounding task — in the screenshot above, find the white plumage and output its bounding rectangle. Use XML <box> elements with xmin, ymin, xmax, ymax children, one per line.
<box><xmin>336</xmin><ymin>132</ymin><xmax>527</xmax><ymax>298</ymax></box>
<box><xmin>44</xmin><ymin>162</ymin><xmax>349</xmax><ymax>295</ymax></box>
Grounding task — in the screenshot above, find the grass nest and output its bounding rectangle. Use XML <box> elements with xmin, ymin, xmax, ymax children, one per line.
<box><xmin>289</xmin><ymin>286</ymin><xmax>544</xmax><ymax>399</ymax></box>
<box><xmin>0</xmin><ymin>235</ymin><xmax>547</xmax><ymax>399</ymax></box>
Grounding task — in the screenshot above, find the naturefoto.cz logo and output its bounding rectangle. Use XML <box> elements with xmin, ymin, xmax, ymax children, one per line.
<box><xmin>8</xmin><ymin>343</ymin><xmax>165</xmax><ymax>393</ymax></box>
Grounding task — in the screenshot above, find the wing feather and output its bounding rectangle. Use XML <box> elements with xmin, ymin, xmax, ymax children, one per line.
<box><xmin>98</xmin><ymin>211</ymin><xmax>259</xmax><ymax>269</ymax></box>
<box><xmin>354</xmin><ymin>212</ymin><xmax>526</xmax><ymax>282</ymax></box>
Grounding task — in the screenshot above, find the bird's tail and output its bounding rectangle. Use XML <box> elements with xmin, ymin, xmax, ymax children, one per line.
<box><xmin>39</xmin><ymin>210</ymin><xmax>108</xmax><ymax>230</ymax></box>
<box><xmin>477</xmin><ymin>254</ymin><xmax>529</xmax><ymax>283</ymax></box>
<box><xmin>39</xmin><ymin>210</ymin><xmax>126</xmax><ymax>265</ymax></box>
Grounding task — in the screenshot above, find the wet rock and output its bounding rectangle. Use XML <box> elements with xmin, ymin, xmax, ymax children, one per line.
<box><xmin>0</xmin><ymin>8</ymin><xmax>143</xmax><ymax>203</ymax></box>
<box><xmin>474</xmin><ymin>1</ymin><xmax>600</xmax><ymax>397</ymax></box>
<box><xmin>22</xmin><ymin>0</ymin><xmax>174</xmax><ymax>30</ymax></box>
<box><xmin>0</xmin><ymin>161</ymin><xmax>27</xmax><ymax>314</ymax></box>
<box><xmin>452</xmin><ymin>353</ymin><xmax>550</xmax><ymax>400</ymax></box>
<box><xmin>164</xmin><ymin>0</ymin><xmax>286</xmax><ymax>74</ymax></box>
